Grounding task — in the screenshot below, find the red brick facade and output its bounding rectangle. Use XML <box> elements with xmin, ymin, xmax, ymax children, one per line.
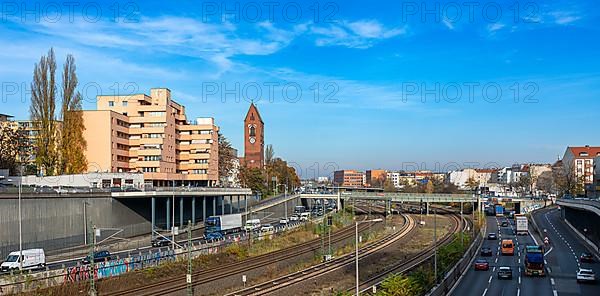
<box><xmin>243</xmin><ymin>103</ymin><xmax>264</xmax><ymax>169</ymax></box>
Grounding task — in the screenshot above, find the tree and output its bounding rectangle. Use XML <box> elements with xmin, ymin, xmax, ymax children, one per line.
<box><xmin>59</xmin><ymin>54</ymin><xmax>87</xmax><ymax>174</ymax></box>
<box><xmin>265</xmin><ymin>144</ymin><xmax>274</xmax><ymax>166</ymax></box>
<box><xmin>466</xmin><ymin>177</ymin><xmax>479</xmax><ymax>192</ymax></box>
<box><xmin>383</xmin><ymin>179</ymin><xmax>397</xmax><ymax>192</ymax></box>
<box><xmin>0</xmin><ymin>124</ymin><xmax>20</xmax><ymax>174</ymax></box>
<box><xmin>239</xmin><ymin>166</ymin><xmax>267</xmax><ymax>196</ymax></box>
<box><xmin>218</xmin><ymin>133</ymin><xmax>236</xmax><ymax>185</ymax></box>
<box><xmin>425</xmin><ymin>180</ymin><xmax>434</xmax><ymax>193</ymax></box>
<box><xmin>30</xmin><ymin>48</ymin><xmax>58</xmax><ymax>176</ymax></box>
<box><xmin>536</xmin><ymin>171</ymin><xmax>555</xmax><ymax>194</ymax></box>
<box><xmin>554</xmin><ymin>162</ymin><xmax>580</xmax><ymax>196</ymax></box>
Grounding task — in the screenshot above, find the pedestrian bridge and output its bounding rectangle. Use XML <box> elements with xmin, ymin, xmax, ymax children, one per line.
<box><xmin>301</xmin><ymin>192</ymin><xmax>477</xmax><ymax>203</ymax></box>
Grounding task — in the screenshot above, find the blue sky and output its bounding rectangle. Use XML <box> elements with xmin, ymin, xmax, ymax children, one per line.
<box><xmin>1</xmin><ymin>0</ymin><xmax>599</xmax><ymax>178</ymax></box>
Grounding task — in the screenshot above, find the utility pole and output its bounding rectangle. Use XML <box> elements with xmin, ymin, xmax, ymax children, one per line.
<box><xmin>172</xmin><ymin>180</ymin><xmax>175</xmax><ymax>250</ymax></box>
<box><xmin>187</xmin><ymin>220</ymin><xmax>193</xmax><ymax>296</ymax></box>
<box><xmin>83</xmin><ymin>201</ymin><xmax>88</xmax><ymax>245</ymax></box>
<box><xmin>18</xmin><ymin>170</ymin><xmax>22</xmax><ymax>271</ymax></box>
<box><xmin>460</xmin><ymin>202</ymin><xmax>464</xmax><ymax>250</ymax></box>
<box><xmin>89</xmin><ymin>224</ymin><xmax>97</xmax><ymax>296</ymax></box>
<box><xmin>433</xmin><ymin>209</ymin><xmax>437</xmax><ymax>284</ymax></box>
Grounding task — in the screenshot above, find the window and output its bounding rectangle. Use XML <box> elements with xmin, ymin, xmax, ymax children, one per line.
<box><xmin>249</xmin><ymin>125</ymin><xmax>256</xmax><ymax>136</ymax></box>
<box><xmin>142</xmin><ymin>167</ymin><xmax>157</xmax><ymax>173</ymax></box>
<box><xmin>108</xmin><ymin>101</ymin><xmax>114</xmax><ymax>107</ymax></box>
<box><xmin>147</xmin><ymin>111</ymin><xmax>165</xmax><ymax>117</ymax></box>
<box><xmin>122</xmin><ymin>101</ymin><xmax>128</xmax><ymax>107</ymax></box>
<box><xmin>580</xmin><ymin>152</ymin><xmax>589</xmax><ymax>157</ymax></box>
<box><xmin>192</xmin><ymin>169</ymin><xmax>207</xmax><ymax>174</ymax></box>
<box><xmin>143</xmin><ymin>155</ymin><xmax>162</xmax><ymax>161</ymax></box>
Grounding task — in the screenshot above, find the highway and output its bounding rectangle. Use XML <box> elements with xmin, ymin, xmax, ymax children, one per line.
<box><xmin>451</xmin><ymin>214</ymin><xmax>553</xmax><ymax>296</ymax></box>
<box><xmin>532</xmin><ymin>207</ymin><xmax>600</xmax><ymax>296</ymax></box>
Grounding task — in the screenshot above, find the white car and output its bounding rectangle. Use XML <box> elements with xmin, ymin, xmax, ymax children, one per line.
<box><xmin>300</xmin><ymin>212</ymin><xmax>310</xmax><ymax>221</ymax></box>
<box><xmin>577</xmin><ymin>268</ymin><xmax>596</xmax><ymax>283</ymax></box>
<box><xmin>289</xmin><ymin>215</ymin><xmax>299</xmax><ymax>221</ymax></box>
<box><xmin>279</xmin><ymin>218</ymin><xmax>289</xmax><ymax>225</ymax></box>
<box><xmin>260</xmin><ymin>224</ymin><xmax>275</xmax><ymax>233</ymax></box>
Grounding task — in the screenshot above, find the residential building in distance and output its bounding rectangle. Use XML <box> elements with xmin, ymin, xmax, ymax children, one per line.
<box><xmin>594</xmin><ymin>156</ymin><xmax>600</xmax><ymax>197</ymax></box>
<box><xmin>366</xmin><ymin>169</ymin><xmax>386</xmax><ymax>186</ymax></box>
<box><xmin>81</xmin><ymin>88</ymin><xmax>219</xmax><ymax>186</ymax></box>
<box><xmin>0</xmin><ymin>114</ymin><xmax>57</xmax><ymax>169</ymax></box>
<box><xmin>333</xmin><ymin>170</ymin><xmax>365</xmax><ymax>187</ymax></box>
<box><xmin>562</xmin><ymin>146</ymin><xmax>600</xmax><ymax>185</ymax></box>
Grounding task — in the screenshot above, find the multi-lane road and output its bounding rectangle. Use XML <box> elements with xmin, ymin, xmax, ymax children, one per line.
<box><xmin>452</xmin><ymin>206</ymin><xmax>600</xmax><ymax>295</ymax></box>
<box><xmin>533</xmin><ymin>207</ymin><xmax>600</xmax><ymax>296</ymax></box>
<box><xmin>452</xmin><ymin>213</ymin><xmax>553</xmax><ymax>296</ymax></box>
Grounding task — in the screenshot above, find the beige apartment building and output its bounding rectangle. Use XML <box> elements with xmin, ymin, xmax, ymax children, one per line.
<box><xmin>82</xmin><ymin>88</ymin><xmax>219</xmax><ymax>186</ymax></box>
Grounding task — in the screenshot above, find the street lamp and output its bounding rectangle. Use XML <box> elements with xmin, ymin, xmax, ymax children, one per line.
<box><xmin>276</xmin><ymin>184</ymin><xmax>288</xmax><ymax>223</ymax></box>
<box><xmin>7</xmin><ymin>175</ymin><xmax>22</xmax><ymax>271</ymax></box>
<box><xmin>355</xmin><ymin>218</ymin><xmax>383</xmax><ymax>295</ymax></box>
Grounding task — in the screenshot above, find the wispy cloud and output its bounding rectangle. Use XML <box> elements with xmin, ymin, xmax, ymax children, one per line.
<box><xmin>549</xmin><ymin>11</ymin><xmax>581</xmax><ymax>25</ymax></box>
<box><xmin>310</xmin><ymin>20</ymin><xmax>406</xmax><ymax>49</ymax></box>
<box><xmin>442</xmin><ymin>18</ymin><xmax>455</xmax><ymax>30</ymax></box>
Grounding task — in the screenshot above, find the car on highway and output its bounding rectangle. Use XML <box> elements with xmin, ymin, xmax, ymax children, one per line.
<box><xmin>487</xmin><ymin>233</ymin><xmax>498</xmax><ymax>240</ymax></box>
<box><xmin>501</xmin><ymin>221</ymin><xmax>508</xmax><ymax>227</ymax></box>
<box><xmin>260</xmin><ymin>224</ymin><xmax>275</xmax><ymax>233</ymax></box>
<box><xmin>279</xmin><ymin>218</ymin><xmax>289</xmax><ymax>225</ymax></box>
<box><xmin>82</xmin><ymin>250</ymin><xmax>112</xmax><ymax>264</ymax></box>
<box><xmin>300</xmin><ymin>212</ymin><xmax>310</xmax><ymax>221</ymax></box>
<box><xmin>151</xmin><ymin>237</ymin><xmax>171</xmax><ymax>247</ymax></box>
<box><xmin>580</xmin><ymin>252</ymin><xmax>594</xmax><ymax>263</ymax></box>
<box><xmin>474</xmin><ymin>259</ymin><xmax>489</xmax><ymax>271</ymax></box>
<box><xmin>576</xmin><ymin>268</ymin><xmax>596</xmax><ymax>283</ymax></box>
<box><xmin>480</xmin><ymin>247</ymin><xmax>493</xmax><ymax>257</ymax></box>
<box><xmin>289</xmin><ymin>214</ymin><xmax>299</xmax><ymax>221</ymax></box>
<box><xmin>497</xmin><ymin>266</ymin><xmax>513</xmax><ymax>279</ymax></box>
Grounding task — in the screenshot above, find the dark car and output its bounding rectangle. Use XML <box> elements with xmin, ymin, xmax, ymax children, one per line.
<box><xmin>480</xmin><ymin>247</ymin><xmax>493</xmax><ymax>257</ymax></box>
<box><xmin>501</xmin><ymin>221</ymin><xmax>508</xmax><ymax>227</ymax></box>
<box><xmin>474</xmin><ymin>259</ymin><xmax>490</xmax><ymax>271</ymax></box>
<box><xmin>82</xmin><ymin>250</ymin><xmax>111</xmax><ymax>264</ymax></box>
<box><xmin>580</xmin><ymin>252</ymin><xmax>594</xmax><ymax>263</ymax></box>
<box><xmin>152</xmin><ymin>237</ymin><xmax>171</xmax><ymax>247</ymax></box>
<box><xmin>497</xmin><ymin>266</ymin><xmax>513</xmax><ymax>279</ymax></box>
<box><xmin>488</xmin><ymin>233</ymin><xmax>498</xmax><ymax>240</ymax></box>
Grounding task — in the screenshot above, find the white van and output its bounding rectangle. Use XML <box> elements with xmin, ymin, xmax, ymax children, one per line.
<box><xmin>244</xmin><ymin>219</ymin><xmax>261</xmax><ymax>231</ymax></box>
<box><xmin>1</xmin><ymin>249</ymin><xmax>46</xmax><ymax>271</ymax></box>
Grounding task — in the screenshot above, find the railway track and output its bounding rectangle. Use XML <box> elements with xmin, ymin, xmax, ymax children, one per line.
<box><xmin>355</xmin><ymin>212</ymin><xmax>470</xmax><ymax>294</ymax></box>
<box><xmin>102</xmin><ymin>214</ymin><xmax>395</xmax><ymax>296</ymax></box>
<box><xmin>228</xmin><ymin>209</ymin><xmax>465</xmax><ymax>296</ymax></box>
<box><xmin>225</xmin><ymin>213</ymin><xmax>417</xmax><ymax>296</ymax></box>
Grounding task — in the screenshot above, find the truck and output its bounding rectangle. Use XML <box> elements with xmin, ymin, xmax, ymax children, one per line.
<box><xmin>1</xmin><ymin>249</ymin><xmax>46</xmax><ymax>271</ymax></box>
<box><xmin>495</xmin><ymin>205</ymin><xmax>504</xmax><ymax>217</ymax></box>
<box><xmin>524</xmin><ymin>245</ymin><xmax>545</xmax><ymax>276</ymax></box>
<box><xmin>516</xmin><ymin>215</ymin><xmax>528</xmax><ymax>235</ymax></box>
<box><xmin>204</xmin><ymin>214</ymin><xmax>243</xmax><ymax>240</ymax></box>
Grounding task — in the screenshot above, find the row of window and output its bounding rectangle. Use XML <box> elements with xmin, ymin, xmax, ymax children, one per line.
<box><xmin>108</xmin><ymin>101</ymin><xmax>128</xmax><ymax>107</ymax></box>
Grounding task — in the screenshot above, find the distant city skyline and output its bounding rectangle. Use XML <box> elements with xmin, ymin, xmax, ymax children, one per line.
<box><xmin>1</xmin><ymin>0</ymin><xmax>599</xmax><ymax>175</ymax></box>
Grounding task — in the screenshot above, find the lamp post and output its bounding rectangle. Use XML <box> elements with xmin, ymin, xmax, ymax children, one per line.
<box><xmin>276</xmin><ymin>184</ymin><xmax>288</xmax><ymax>223</ymax></box>
<box><xmin>172</xmin><ymin>180</ymin><xmax>175</xmax><ymax>250</ymax></box>
<box><xmin>355</xmin><ymin>218</ymin><xmax>383</xmax><ymax>295</ymax></box>
<box><xmin>8</xmin><ymin>173</ymin><xmax>23</xmax><ymax>271</ymax></box>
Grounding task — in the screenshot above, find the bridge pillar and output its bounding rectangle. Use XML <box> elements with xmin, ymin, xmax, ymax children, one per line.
<box><xmin>221</xmin><ymin>196</ymin><xmax>225</xmax><ymax>215</ymax></box>
<box><xmin>151</xmin><ymin>197</ymin><xmax>156</xmax><ymax>239</ymax></box>
<box><xmin>180</xmin><ymin>197</ymin><xmax>184</xmax><ymax>227</ymax></box>
<box><xmin>202</xmin><ymin>197</ymin><xmax>206</xmax><ymax>221</ymax></box>
<box><xmin>166</xmin><ymin>197</ymin><xmax>171</xmax><ymax>230</ymax></box>
<box><xmin>212</xmin><ymin>197</ymin><xmax>216</xmax><ymax>217</ymax></box>
<box><xmin>236</xmin><ymin>196</ymin><xmax>241</xmax><ymax>213</ymax></box>
<box><xmin>245</xmin><ymin>195</ymin><xmax>248</xmax><ymax>213</ymax></box>
<box><xmin>192</xmin><ymin>197</ymin><xmax>196</xmax><ymax>224</ymax></box>
<box><xmin>426</xmin><ymin>202</ymin><xmax>430</xmax><ymax>215</ymax></box>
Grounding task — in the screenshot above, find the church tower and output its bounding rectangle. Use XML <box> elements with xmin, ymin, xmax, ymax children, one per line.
<box><xmin>243</xmin><ymin>103</ymin><xmax>264</xmax><ymax>169</ymax></box>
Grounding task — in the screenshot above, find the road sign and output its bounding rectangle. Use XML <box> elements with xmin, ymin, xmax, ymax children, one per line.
<box><xmin>95</xmin><ymin>229</ymin><xmax>101</xmax><ymax>237</ymax></box>
<box><xmin>242</xmin><ymin>275</ymin><xmax>247</xmax><ymax>283</ymax></box>
<box><xmin>186</xmin><ymin>274</ymin><xmax>191</xmax><ymax>284</ymax></box>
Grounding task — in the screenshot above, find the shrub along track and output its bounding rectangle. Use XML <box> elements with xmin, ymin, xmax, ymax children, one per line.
<box><xmin>103</xmin><ymin>212</ymin><xmax>402</xmax><ymax>296</ymax></box>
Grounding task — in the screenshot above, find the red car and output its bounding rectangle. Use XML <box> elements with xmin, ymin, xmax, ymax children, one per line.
<box><xmin>474</xmin><ymin>259</ymin><xmax>490</xmax><ymax>271</ymax></box>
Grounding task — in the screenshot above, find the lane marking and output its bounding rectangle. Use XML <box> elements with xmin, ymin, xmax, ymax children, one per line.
<box><xmin>518</xmin><ymin>276</ymin><xmax>521</xmax><ymax>284</ymax></box>
<box><xmin>553</xmin><ymin>290</ymin><xmax>558</xmax><ymax>296</ymax></box>
<box><xmin>488</xmin><ymin>275</ymin><xmax>493</xmax><ymax>283</ymax></box>
<box><xmin>544</xmin><ymin>246</ymin><xmax>553</xmax><ymax>256</ymax></box>
<box><xmin>482</xmin><ymin>288</ymin><xmax>488</xmax><ymax>296</ymax></box>
<box><xmin>517</xmin><ymin>288</ymin><xmax>520</xmax><ymax>296</ymax></box>
<box><xmin>551</xmin><ymin>278</ymin><xmax>555</xmax><ymax>285</ymax></box>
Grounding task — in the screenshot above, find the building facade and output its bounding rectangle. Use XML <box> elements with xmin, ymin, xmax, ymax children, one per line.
<box><xmin>82</xmin><ymin>88</ymin><xmax>219</xmax><ymax>186</ymax></box>
<box><xmin>562</xmin><ymin>146</ymin><xmax>600</xmax><ymax>185</ymax></box>
<box><xmin>366</xmin><ymin>169</ymin><xmax>386</xmax><ymax>186</ymax></box>
<box><xmin>241</xmin><ymin>103</ymin><xmax>264</xmax><ymax>169</ymax></box>
<box><xmin>333</xmin><ymin>170</ymin><xmax>365</xmax><ymax>187</ymax></box>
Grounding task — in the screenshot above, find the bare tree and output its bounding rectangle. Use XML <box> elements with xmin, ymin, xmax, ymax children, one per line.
<box><xmin>30</xmin><ymin>48</ymin><xmax>58</xmax><ymax>176</ymax></box>
<box><xmin>218</xmin><ymin>133</ymin><xmax>236</xmax><ymax>185</ymax></box>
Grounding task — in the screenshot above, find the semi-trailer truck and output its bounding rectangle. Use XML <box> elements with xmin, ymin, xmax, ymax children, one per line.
<box><xmin>516</xmin><ymin>215</ymin><xmax>528</xmax><ymax>235</ymax></box>
<box><xmin>524</xmin><ymin>245</ymin><xmax>545</xmax><ymax>276</ymax></box>
<box><xmin>495</xmin><ymin>205</ymin><xmax>504</xmax><ymax>217</ymax></box>
<box><xmin>204</xmin><ymin>214</ymin><xmax>243</xmax><ymax>240</ymax></box>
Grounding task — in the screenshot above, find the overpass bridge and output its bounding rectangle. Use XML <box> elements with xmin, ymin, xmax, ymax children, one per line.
<box><xmin>556</xmin><ymin>198</ymin><xmax>600</xmax><ymax>251</ymax></box>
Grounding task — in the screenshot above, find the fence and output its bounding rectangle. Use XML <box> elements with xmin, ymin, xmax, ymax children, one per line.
<box><xmin>0</xmin><ymin>220</ymin><xmax>307</xmax><ymax>295</ymax></box>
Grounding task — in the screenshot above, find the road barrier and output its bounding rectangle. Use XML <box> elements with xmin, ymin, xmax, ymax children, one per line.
<box><xmin>427</xmin><ymin>227</ymin><xmax>485</xmax><ymax>296</ymax></box>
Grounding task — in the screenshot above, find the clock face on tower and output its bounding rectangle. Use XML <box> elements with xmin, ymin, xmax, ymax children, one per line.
<box><xmin>249</xmin><ymin>137</ymin><xmax>256</xmax><ymax>144</ymax></box>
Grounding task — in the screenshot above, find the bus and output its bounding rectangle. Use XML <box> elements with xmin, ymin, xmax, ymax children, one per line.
<box><xmin>525</xmin><ymin>245</ymin><xmax>545</xmax><ymax>276</ymax></box>
<box><xmin>501</xmin><ymin>239</ymin><xmax>514</xmax><ymax>256</ymax></box>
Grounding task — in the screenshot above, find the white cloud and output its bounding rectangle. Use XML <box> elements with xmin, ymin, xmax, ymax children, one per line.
<box><xmin>487</xmin><ymin>23</ymin><xmax>506</xmax><ymax>33</ymax></box>
<box><xmin>442</xmin><ymin>19</ymin><xmax>455</xmax><ymax>30</ymax></box>
<box><xmin>549</xmin><ymin>11</ymin><xmax>581</xmax><ymax>25</ymax></box>
<box><xmin>310</xmin><ymin>20</ymin><xmax>406</xmax><ymax>49</ymax></box>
